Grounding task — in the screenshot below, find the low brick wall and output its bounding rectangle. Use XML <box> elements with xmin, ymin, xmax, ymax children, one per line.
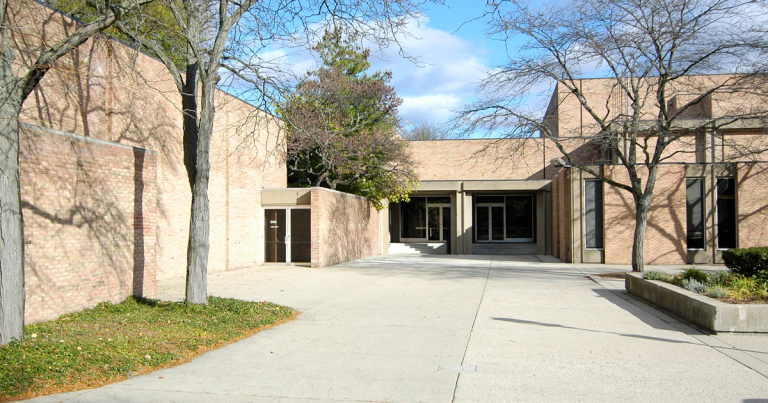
<box><xmin>310</xmin><ymin>188</ymin><xmax>381</xmax><ymax>268</ymax></box>
<box><xmin>626</xmin><ymin>273</ymin><xmax>768</xmax><ymax>333</ymax></box>
<box><xmin>20</xmin><ymin>124</ymin><xmax>157</xmax><ymax>323</ymax></box>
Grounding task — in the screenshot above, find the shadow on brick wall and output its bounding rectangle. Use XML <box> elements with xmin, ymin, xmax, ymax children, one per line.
<box><xmin>604</xmin><ymin>166</ymin><xmax>687</xmax><ymax>264</ymax></box>
<box><xmin>317</xmin><ymin>193</ymin><xmax>376</xmax><ymax>267</ymax></box>
<box><xmin>20</xmin><ymin>125</ymin><xmax>156</xmax><ymax>322</ymax></box>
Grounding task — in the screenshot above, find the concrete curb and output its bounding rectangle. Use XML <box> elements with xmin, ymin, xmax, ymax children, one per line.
<box><xmin>625</xmin><ymin>272</ymin><xmax>768</xmax><ymax>333</ymax></box>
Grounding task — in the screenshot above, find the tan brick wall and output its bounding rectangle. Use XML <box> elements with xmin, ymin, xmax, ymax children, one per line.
<box><xmin>310</xmin><ymin>188</ymin><xmax>380</xmax><ymax>268</ymax></box>
<box><xmin>13</xmin><ymin>0</ymin><xmax>286</xmax><ymax>284</ymax></box>
<box><xmin>603</xmin><ymin>164</ymin><xmax>687</xmax><ymax>264</ymax></box>
<box><xmin>737</xmin><ymin>162</ymin><xmax>768</xmax><ymax>248</ymax></box>
<box><xmin>409</xmin><ymin>137</ymin><xmax>593</xmax><ymax>181</ymax></box>
<box><xmin>20</xmin><ymin>125</ymin><xmax>157</xmax><ymax>323</ymax></box>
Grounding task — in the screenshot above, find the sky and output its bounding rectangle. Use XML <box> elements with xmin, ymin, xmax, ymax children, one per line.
<box><xmin>366</xmin><ymin>1</ymin><xmax>509</xmax><ymax>128</ymax></box>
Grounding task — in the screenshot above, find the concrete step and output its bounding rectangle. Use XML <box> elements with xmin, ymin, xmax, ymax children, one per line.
<box><xmin>389</xmin><ymin>242</ymin><xmax>447</xmax><ymax>254</ymax></box>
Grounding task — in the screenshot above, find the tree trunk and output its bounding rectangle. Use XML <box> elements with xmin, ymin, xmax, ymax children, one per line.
<box><xmin>0</xmin><ymin>97</ymin><xmax>25</xmax><ymax>344</ymax></box>
<box><xmin>185</xmin><ymin>73</ymin><xmax>216</xmax><ymax>304</ymax></box>
<box><xmin>631</xmin><ymin>195</ymin><xmax>651</xmax><ymax>272</ymax></box>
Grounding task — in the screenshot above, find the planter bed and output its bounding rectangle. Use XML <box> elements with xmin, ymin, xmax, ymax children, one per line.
<box><xmin>625</xmin><ymin>272</ymin><xmax>768</xmax><ymax>333</ymax></box>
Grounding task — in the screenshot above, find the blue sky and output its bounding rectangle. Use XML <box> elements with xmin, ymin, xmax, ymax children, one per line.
<box><xmin>366</xmin><ymin>0</ymin><xmax>509</xmax><ymax>127</ymax></box>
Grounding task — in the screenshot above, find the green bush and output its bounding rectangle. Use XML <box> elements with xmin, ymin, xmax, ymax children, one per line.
<box><xmin>708</xmin><ymin>271</ymin><xmax>733</xmax><ymax>287</ymax></box>
<box><xmin>706</xmin><ymin>285</ymin><xmax>728</xmax><ymax>299</ymax></box>
<box><xmin>683</xmin><ymin>278</ymin><xmax>709</xmax><ymax>294</ymax></box>
<box><xmin>645</xmin><ymin>271</ymin><xmax>672</xmax><ymax>281</ymax></box>
<box><xmin>722</xmin><ymin>247</ymin><xmax>768</xmax><ymax>277</ymax></box>
<box><xmin>681</xmin><ymin>267</ymin><xmax>709</xmax><ymax>283</ymax></box>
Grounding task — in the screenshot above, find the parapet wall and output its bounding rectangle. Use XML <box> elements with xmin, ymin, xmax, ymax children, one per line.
<box><xmin>310</xmin><ymin>188</ymin><xmax>381</xmax><ymax>268</ymax></box>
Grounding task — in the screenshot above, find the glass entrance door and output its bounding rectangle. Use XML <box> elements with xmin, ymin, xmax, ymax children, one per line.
<box><xmin>426</xmin><ymin>206</ymin><xmax>451</xmax><ymax>244</ymax></box>
<box><xmin>476</xmin><ymin>204</ymin><xmax>505</xmax><ymax>242</ymax></box>
<box><xmin>265</xmin><ymin>209</ymin><xmax>286</xmax><ymax>263</ymax></box>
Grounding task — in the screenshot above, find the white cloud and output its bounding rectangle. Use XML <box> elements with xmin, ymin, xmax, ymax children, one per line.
<box><xmin>400</xmin><ymin>94</ymin><xmax>462</xmax><ymax>122</ymax></box>
<box><xmin>366</xmin><ymin>18</ymin><xmax>491</xmax><ymax>124</ymax></box>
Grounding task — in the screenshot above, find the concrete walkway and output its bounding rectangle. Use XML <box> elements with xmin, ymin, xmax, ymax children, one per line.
<box><xmin>25</xmin><ymin>255</ymin><xmax>768</xmax><ymax>402</ymax></box>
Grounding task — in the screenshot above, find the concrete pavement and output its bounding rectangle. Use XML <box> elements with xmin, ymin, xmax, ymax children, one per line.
<box><xmin>23</xmin><ymin>255</ymin><xmax>768</xmax><ymax>402</ymax></box>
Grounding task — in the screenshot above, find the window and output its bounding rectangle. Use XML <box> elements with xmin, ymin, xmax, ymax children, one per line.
<box><xmin>584</xmin><ymin>180</ymin><xmax>604</xmax><ymax>249</ymax></box>
<box><xmin>401</xmin><ymin>197</ymin><xmax>427</xmax><ymax>239</ymax></box>
<box><xmin>686</xmin><ymin>178</ymin><xmax>706</xmax><ymax>250</ymax></box>
<box><xmin>474</xmin><ymin>195</ymin><xmax>535</xmax><ymax>243</ymax></box>
<box><xmin>716</xmin><ymin>178</ymin><xmax>737</xmax><ymax>249</ymax></box>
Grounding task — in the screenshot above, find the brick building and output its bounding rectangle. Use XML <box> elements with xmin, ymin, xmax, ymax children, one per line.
<box><xmin>13</xmin><ymin>0</ymin><xmax>768</xmax><ymax>324</ymax></box>
<box><xmin>389</xmin><ymin>77</ymin><xmax>768</xmax><ymax>266</ymax></box>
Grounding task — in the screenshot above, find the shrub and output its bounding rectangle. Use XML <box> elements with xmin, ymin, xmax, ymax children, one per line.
<box><xmin>683</xmin><ymin>278</ymin><xmax>709</xmax><ymax>294</ymax></box>
<box><xmin>728</xmin><ymin>276</ymin><xmax>768</xmax><ymax>300</ymax></box>
<box><xmin>681</xmin><ymin>267</ymin><xmax>709</xmax><ymax>283</ymax></box>
<box><xmin>708</xmin><ymin>271</ymin><xmax>733</xmax><ymax>287</ymax></box>
<box><xmin>722</xmin><ymin>247</ymin><xmax>768</xmax><ymax>277</ymax></box>
<box><xmin>706</xmin><ymin>285</ymin><xmax>728</xmax><ymax>299</ymax></box>
<box><xmin>645</xmin><ymin>271</ymin><xmax>672</xmax><ymax>281</ymax></box>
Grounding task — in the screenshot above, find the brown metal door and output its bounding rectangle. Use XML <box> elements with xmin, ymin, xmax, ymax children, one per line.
<box><xmin>290</xmin><ymin>209</ymin><xmax>311</xmax><ymax>263</ymax></box>
<box><xmin>265</xmin><ymin>209</ymin><xmax>286</xmax><ymax>263</ymax></box>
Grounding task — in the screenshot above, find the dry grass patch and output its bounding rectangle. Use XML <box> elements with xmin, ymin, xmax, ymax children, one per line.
<box><xmin>0</xmin><ymin>296</ymin><xmax>296</xmax><ymax>401</ymax></box>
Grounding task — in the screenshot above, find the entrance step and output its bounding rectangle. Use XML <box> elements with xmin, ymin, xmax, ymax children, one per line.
<box><xmin>389</xmin><ymin>242</ymin><xmax>447</xmax><ymax>254</ymax></box>
<box><xmin>473</xmin><ymin>243</ymin><xmax>537</xmax><ymax>255</ymax></box>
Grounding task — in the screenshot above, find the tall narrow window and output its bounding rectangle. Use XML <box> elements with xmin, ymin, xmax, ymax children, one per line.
<box><xmin>584</xmin><ymin>180</ymin><xmax>604</xmax><ymax>249</ymax></box>
<box><xmin>716</xmin><ymin>178</ymin><xmax>737</xmax><ymax>249</ymax></box>
<box><xmin>686</xmin><ymin>178</ymin><xmax>706</xmax><ymax>250</ymax></box>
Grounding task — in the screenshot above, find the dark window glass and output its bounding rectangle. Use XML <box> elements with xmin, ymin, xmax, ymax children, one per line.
<box><xmin>428</xmin><ymin>207</ymin><xmax>440</xmax><ymax>241</ymax></box>
<box><xmin>584</xmin><ymin>180</ymin><xmax>604</xmax><ymax>249</ymax></box>
<box><xmin>477</xmin><ymin>206</ymin><xmax>490</xmax><ymax>241</ymax></box>
<box><xmin>442</xmin><ymin>207</ymin><xmax>451</xmax><ymax>250</ymax></box>
<box><xmin>686</xmin><ymin>179</ymin><xmax>705</xmax><ymax>249</ymax></box>
<box><xmin>505</xmin><ymin>196</ymin><xmax>533</xmax><ymax>239</ymax></box>
<box><xmin>476</xmin><ymin>196</ymin><xmax>505</xmax><ymax>204</ymax></box>
<box><xmin>428</xmin><ymin>196</ymin><xmax>451</xmax><ymax>204</ymax></box>
<box><xmin>492</xmin><ymin>206</ymin><xmax>505</xmax><ymax>240</ymax></box>
<box><xmin>402</xmin><ymin>197</ymin><xmax>427</xmax><ymax>239</ymax></box>
<box><xmin>717</xmin><ymin>178</ymin><xmax>737</xmax><ymax>249</ymax></box>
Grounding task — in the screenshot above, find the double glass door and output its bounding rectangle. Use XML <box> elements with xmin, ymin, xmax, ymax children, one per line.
<box><xmin>475</xmin><ymin>195</ymin><xmax>534</xmax><ymax>243</ymax></box>
<box><xmin>476</xmin><ymin>204</ymin><xmax>505</xmax><ymax>241</ymax></box>
<box><xmin>400</xmin><ymin>196</ymin><xmax>451</xmax><ymax>252</ymax></box>
<box><xmin>265</xmin><ymin>208</ymin><xmax>311</xmax><ymax>263</ymax></box>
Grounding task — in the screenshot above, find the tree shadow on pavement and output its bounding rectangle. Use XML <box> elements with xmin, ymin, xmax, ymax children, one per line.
<box><xmin>491</xmin><ymin>317</ymin><xmax>699</xmax><ymax>346</ymax></box>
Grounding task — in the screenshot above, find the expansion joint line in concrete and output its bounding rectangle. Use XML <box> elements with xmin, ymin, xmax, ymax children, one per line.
<box><xmin>569</xmin><ymin>264</ymin><xmax>768</xmax><ymax>380</ymax></box>
<box><xmin>451</xmin><ymin>256</ymin><xmax>493</xmax><ymax>403</ymax></box>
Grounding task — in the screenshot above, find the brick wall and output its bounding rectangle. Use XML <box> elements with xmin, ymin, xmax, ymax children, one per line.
<box><xmin>13</xmin><ymin>0</ymin><xmax>286</xmax><ymax>285</ymax></box>
<box><xmin>310</xmin><ymin>188</ymin><xmax>380</xmax><ymax>268</ymax></box>
<box><xmin>20</xmin><ymin>124</ymin><xmax>157</xmax><ymax>323</ymax></box>
<box><xmin>409</xmin><ymin>137</ymin><xmax>594</xmax><ymax>181</ymax></box>
<box><xmin>603</xmin><ymin>164</ymin><xmax>687</xmax><ymax>264</ymax></box>
<box><xmin>737</xmin><ymin>162</ymin><xmax>768</xmax><ymax>248</ymax></box>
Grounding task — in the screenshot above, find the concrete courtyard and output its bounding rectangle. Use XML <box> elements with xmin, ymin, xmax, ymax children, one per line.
<box><xmin>25</xmin><ymin>255</ymin><xmax>768</xmax><ymax>402</ymax></box>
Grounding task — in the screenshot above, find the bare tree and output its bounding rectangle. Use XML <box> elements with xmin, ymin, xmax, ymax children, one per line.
<box><xmin>0</xmin><ymin>0</ymin><xmax>150</xmax><ymax>344</ymax></box>
<box><xmin>111</xmin><ymin>0</ymin><xmax>436</xmax><ymax>303</ymax></box>
<box><xmin>401</xmin><ymin>120</ymin><xmax>457</xmax><ymax>141</ymax></box>
<box><xmin>459</xmin><ymin>0</ymin><xmax>768</xmax><ymax>272</ymax></box>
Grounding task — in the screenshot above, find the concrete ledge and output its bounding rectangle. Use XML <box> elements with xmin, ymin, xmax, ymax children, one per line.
<box><xmin>625</xmin><ymin>273</ymin><xmax>768</xmax><ymax>333</ymax></box>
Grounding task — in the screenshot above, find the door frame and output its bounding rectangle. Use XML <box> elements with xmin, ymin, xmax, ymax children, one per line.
<box><xmin>263</xmin><ymin>206</ymin><xmax>311</xmax><ymax>264</ymax></box>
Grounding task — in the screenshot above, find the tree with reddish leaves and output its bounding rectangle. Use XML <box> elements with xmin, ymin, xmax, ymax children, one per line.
<box><xmin>281</xmin><ymin>29</ymin><xmax>417</xmax><ymax>210</ymax></box>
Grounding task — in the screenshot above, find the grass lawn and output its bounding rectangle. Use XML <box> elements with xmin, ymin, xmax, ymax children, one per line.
<box><xmin>0</xmin><ymin>296</ymin><xmax>296</xmax><ymax>401</ymax></box>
